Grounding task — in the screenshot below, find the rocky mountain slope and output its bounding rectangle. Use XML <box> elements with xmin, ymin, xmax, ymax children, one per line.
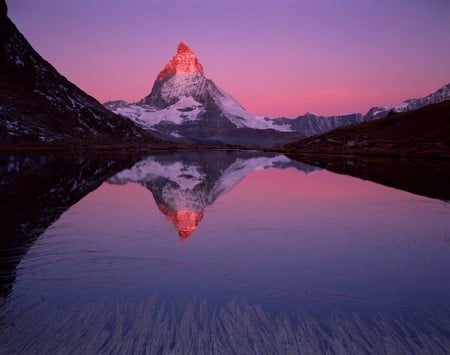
<box><xmin>105</xmin><ymin>42</ymin><xmax>303</xmax><ymax>147</ymax></box>
<box><xmin>285</xmin><ymin>100</ymin><xmax>450</xmax><ymax>158</ymax></box>
<box><xmin>0</xmin><ymin>0</ymin><xmax>160</xmax><ymax>147</ymax></box>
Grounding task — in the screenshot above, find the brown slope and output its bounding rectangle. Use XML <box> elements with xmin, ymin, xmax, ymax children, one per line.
<box><xmin>285</xmin><ymin>100</ymin><xmax>450</xmax><ymax>158</ymax></box>
<box><xmin>0</xmin><ymin>0</ymin><xmax>162</xmax><ymax>147</ymax></box>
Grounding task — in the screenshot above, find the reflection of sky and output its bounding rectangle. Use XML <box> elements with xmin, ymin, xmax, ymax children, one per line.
<box><xmin>11</xmin><ymin>166</ymin><xmax>450</xmax><ymax>316</ymax></box>
<box><xmin>8</xmin><ymin>0</ymin><xmax>450</xmax><ymax>117</ymax></box>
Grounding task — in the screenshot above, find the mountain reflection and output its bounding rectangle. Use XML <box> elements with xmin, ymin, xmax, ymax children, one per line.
<box><xmin>1</xmin><ymin>152</ymin><xmax>449</xmax><ymax>354</ymax></box>
<box><xmin>0</xmin><ymin>151</ymin><xmax>315</xmax><ymax>297</ymax></box>
<box><xmin>109</xmin><ymin>151</ymin><xmax>317</xmax><ymax>239</ymax></box>
<box><xmin>0</xmin><ymin>152</ymin><xmax>144</xmax><ymax>298</ymax></box>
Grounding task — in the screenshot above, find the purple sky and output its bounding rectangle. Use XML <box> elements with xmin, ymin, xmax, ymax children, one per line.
<box><xmin>7</xmin><ymin>0</ymin><xmax>450</xmax><ymax>117</ymax></box>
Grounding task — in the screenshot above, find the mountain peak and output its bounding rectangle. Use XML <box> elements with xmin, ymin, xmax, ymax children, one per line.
<box><xmin>156</xmin><ymin>41</ymin><xmax>204</xmax><ymax>81</ymax></box>
<box><xmin>177</xmin><ymin>41</ymin><xmax>192</xmax><ymax>54</ymax></box>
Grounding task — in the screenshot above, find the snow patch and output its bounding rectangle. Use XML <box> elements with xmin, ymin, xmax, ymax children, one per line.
<box><xmin>212</xmin><ymin>85</ymin><xmax>292</xmax><ymax>131</ymax></box>
<box><xmin>113</xmin><ymin>96</ymin><xmax>204</xmax><ymax>129</ymax></box>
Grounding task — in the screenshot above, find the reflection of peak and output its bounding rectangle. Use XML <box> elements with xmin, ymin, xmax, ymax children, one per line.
<box><xmin>158</xmin><ymin>204</ymin><xmax>203</xmax><ymax>240</ymax></box>
<box><xmin>109</xmin><ymin>152</ymin><xmax>318</xmax><ymax>240</ymax></box>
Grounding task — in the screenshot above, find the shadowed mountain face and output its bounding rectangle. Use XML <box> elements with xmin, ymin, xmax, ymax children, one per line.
<box><xmin>0</xmin><ymin>152</ymin><xmax>144</xmax><ymax>297</ymax></box>
<box><xmin>0</xmin><ymin>0</ymin><xmax>159</xmax><ymax>146</ymax></box>
<box><xmin>109</xmin><ymin>151</ymin><xmax>317</xmax><ymax>239</ymax></box>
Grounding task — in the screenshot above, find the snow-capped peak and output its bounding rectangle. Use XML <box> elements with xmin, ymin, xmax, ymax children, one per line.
<box><xmin>363</xmin><ymin>82</ymin><xmax>450</xmax><ymax>121</ymax></box>
<box><xmin>104</xmin><ymin>41</ymin><xmax>303</xmax><ymax>145</ymax></box>
<box><xmin>156</xmin><ymin>41</ymin><xmax>205</xmax><ymax>81</ymax></box>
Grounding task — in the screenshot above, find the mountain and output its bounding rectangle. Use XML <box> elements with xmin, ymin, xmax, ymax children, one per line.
<box><xmin>105</xmin><ymin>42</ymin><xmax>303</xmax><ymax>147</ymax></box>
<box><xmin>0</xmin><ymin>0</ymin><xmax>160</xmax><ymax>147</ymax></box>
<box><xmin>0</xmin><ymin>150</ymin><xmax>315</xmax><ymax>297</ymax></box>
<box><xmin>109</xmin><ymin>151</ymin><xmax>316</xmax><ymax>239</ymax></box>
<box><xmin>363</xmin><ymin>83</ymin><xmax>450</xmax><ymax>121</ymax></box>
<box><xmin>104</xmin><ymin>39</ymin><xmax>449</xmax><ymax>144</ymax></box>
<box><xmin>285</xmin><ymin>100</ymin><xmax>450</xmax><ymax>158</ymax></box>
<box><xmin>270</xmin><ymin>83</ymin><xmax>450</xmax><ymax>137</ymax></box>
<box><xmin>271</xmin><ymin>112</ymin><xmax>364</xmax><ymax>136</ymax></box>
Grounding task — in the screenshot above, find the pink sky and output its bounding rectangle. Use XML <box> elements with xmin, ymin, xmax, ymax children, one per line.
<box><xmin>8</xmin><ymin>0</ymin><xmax>450</xmax><ymax>117</ymax></box>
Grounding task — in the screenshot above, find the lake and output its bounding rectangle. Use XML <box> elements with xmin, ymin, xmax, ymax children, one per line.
<box><xmin>0</xmin><ymin>151</ymin><xmax>449</xmax><ymax>354</ymax></box>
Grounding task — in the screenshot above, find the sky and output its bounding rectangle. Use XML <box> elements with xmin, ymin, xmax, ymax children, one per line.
<box><xmin>7</xmin><ymin>0</ymin><xmax>450</xmax><ymax>117</ymax></box>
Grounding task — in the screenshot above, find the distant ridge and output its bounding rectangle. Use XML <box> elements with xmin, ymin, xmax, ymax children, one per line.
<box><xmin>271</xmin><ymin>83</ymin><xmax>450</xmax><ymax>136</ymax></box>
<box><xmin>285</xmin><ymin>100</ymin><xmax>450</xmax><ymax>158</ymax></box>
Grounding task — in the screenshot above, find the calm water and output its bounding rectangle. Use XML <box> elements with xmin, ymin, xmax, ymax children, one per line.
<box><xmin>0</xmin><ymin>151</ymin><xmax>449</xmax><ymax>353</ymax></box>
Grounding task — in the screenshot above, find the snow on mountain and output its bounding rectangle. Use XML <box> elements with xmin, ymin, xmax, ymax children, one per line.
<box><xmin>104</xmin><ymin>39</ymin><xmax>450</xmax><ymax>141</ymax></box>
<box><xmin>269</xmin><ymin>83</ymin><xmax>450</xmax><ymax>137</ymax></box>
<box><xmin>271</xmin><ymin>112</ymin><xmax>364</xmax><ymax>137</ymax></box>
<box><xmin>139</xmin><ymin>42</ymin><xmax>290</xmax><ymax>131</ymax></box>
<box><xmin>109</xmin><ymin>152</ymin><xmax>317</xmax><ymax>239</ymax></box>
<box><xmin>107</xmin><ymin>97</ymin><xmax>204</xmax><ymax>128</ymax></box>
<box><xmin>104</xmin><ymin>42</ymin><xmax>293</xmax><ymax>139</ymax></box>
<box><xmin>363</xmin><ymin>83</ymin><xmax>450</xmax><ymax>121</ymax></box>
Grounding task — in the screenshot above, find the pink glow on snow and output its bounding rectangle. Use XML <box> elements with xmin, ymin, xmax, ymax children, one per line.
<box><xmin>7</xmin><ymin>0</ymin><xmax>450</xmax><ymax>117</ymax></box>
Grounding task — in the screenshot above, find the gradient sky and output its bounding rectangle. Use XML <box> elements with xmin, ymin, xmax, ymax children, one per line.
<box><xmin>7</xmin><ymin>0</ymin><xmax>450</xmax><ymax>117</ymax></box>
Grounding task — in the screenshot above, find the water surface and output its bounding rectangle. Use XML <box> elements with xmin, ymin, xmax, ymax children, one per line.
<box><xmin>0</xmin><ymin>151</ymin><xmax>449</xmax><ymax>353</ymax></box>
